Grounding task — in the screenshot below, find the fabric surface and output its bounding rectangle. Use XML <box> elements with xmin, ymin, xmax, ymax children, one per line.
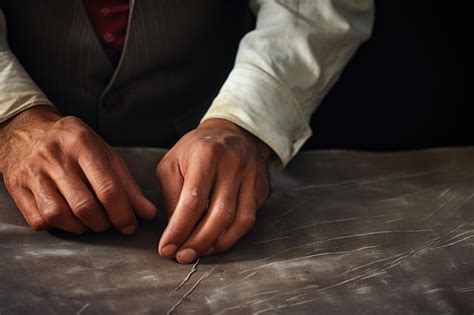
<box><xmin>0</xmin><ymin>0</ymin><xmax>253</xmax><ymax>148</ymax></box>
<box><xmin>0</xmin><ymin>0</ymin><xmax>373</xmax><ymax>164</ymax></box>
<box><xmin>1</xmin><ymin>147</ymin><xmax>474</xmax><ymax>314</ymax></box>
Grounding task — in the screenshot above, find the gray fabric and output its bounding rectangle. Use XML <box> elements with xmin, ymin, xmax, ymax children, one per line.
<box><xmin>1</xmin><ymin>147</ymin><xmax>474</xmax><ymax>314</ymax></box>
<box><xmin>1</xmin><ymin>0</ymin><xmax>253</xmax><ymax>146</ymax></box>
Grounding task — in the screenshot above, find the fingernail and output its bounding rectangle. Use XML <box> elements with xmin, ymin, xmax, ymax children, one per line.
<box><xmin>203</xmin><ymin>247</ymin><xmax>214</xmax><ymax>256</ymax></box>
<box><xmin>120</xmin><ymin>224</ymin><xmax>136</xmax><ymax>235</ymax></box>
<box><xmin>161</xmin><ymin>244</ymin><xmax>178</xmax><ymax>256</ymax></box>
<box><xmin>177</xmin><ymin>248</ymin><xmax>197</xmax><ymax>263</ymax></box>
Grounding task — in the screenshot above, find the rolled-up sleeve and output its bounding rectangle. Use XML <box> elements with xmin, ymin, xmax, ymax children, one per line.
<box><xmin>201</xmin><ymin>0</ymin><xmax>374</xmax><ymax>165</ymax></box>
<box><xmin>0</xmin><ymin>9</ymin><xmax>54</xmax><ymax>123</ymax></box>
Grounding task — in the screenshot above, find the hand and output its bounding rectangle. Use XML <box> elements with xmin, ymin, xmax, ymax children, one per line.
<box><xmin>156</xmin><ymin>118</ymin><xmax>271</xmax><ymax>263</ymax></box>
<box><xmin>0</xmin><ymin>107</ymin><xmax>156</xmax><ymax>234</ymax></box>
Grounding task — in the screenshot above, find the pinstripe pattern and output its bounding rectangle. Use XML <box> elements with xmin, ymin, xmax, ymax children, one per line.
<box><xmin>2</xmin><ymin>0</ymin><xmax>252</xmax><ymax>147</ymax></box>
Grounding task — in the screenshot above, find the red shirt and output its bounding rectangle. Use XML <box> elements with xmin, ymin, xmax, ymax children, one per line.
<box><xmin>83</xmin><ymin>0</ymin><xmax>130</xmax><ymax>64</ymax></box>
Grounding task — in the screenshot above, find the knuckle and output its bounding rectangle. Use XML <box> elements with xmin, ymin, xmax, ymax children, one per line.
<box><xmin>69</xmin><ymin>127</ymin><xmax>90</xmax><ymax>147</ymax></box>
<box><xmin>237</xmin><ymin>212</ymin><xmax>256</xmax><ymax>229</ymax></box>
<box><xmin>213</xmin><ymin>202</ymin><xmax>235</xmax><ymax>225</ymax></box>
<box><xmin>196</xmin><ymin>140</ymin><xmax>221</xmax><ymax>157</ymax></box>
<box><xmin>41</xmin><ymin>204</ymin><xmax>63</xmax><ymax>224</ymax></box>
<box><xmin>181</xmin><ymin>193</ymin><xmax>207</xmax><ymax>212</ymax></box>
<box><xmin>96</xmin><ymin>181</ymin><xmax>120</xmax><ymax>203</ymax></box>
<box><xmin>74</xmin><ymin>126</ymin><xmax>90</xmax><ymax>142</ymax></box>
<box><xmin>36</xmin><ymin>140</ymin><xmax>61</xmax><ymax>161</ymax></box>
<box><xmin>61</xmin><ymin>115</ymin><xmax>83</xmax><ymax>126</ymax></box>
<box><xmin>29</xmin><ymin>217</ymin><xmax>48</xmax><ymax>231</ymax></box>
<box><xmin>71</xmin><ymin>200</ymin><xmax>95</xmax><ymax>219</ymax></box>
<box><xmin>60</xmin><ymin>116</ymin><xmax>89</xmax><ymax>134</ymax></box>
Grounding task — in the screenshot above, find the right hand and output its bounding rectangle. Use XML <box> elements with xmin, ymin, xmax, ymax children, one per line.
<box><xmin>0</xmin><ymin>106</ymin><xmax>157</xmax><ymax>234</ymax></box>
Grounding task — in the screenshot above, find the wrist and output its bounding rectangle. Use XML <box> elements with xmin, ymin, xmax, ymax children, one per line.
<box><xmin>198</xmin><ymin>118</ymin><xmax>272</xmax><ymax>163</ymax></box>
<box><xmin>0</xmin><ymin>106</ymin><xmax>61</xmax><ymax>172</ymax></box>
<box><xmin>3</xmin><ymin>106</ymin><xmax>61</xmax><ymax>129</ymax></box>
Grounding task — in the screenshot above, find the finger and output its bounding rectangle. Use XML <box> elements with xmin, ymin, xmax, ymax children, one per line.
<box><xmin>49</xmin><ymin>168</ymin><xmax>111</xmax><ymax>232</ymax></box>
<box><xmin>111</xmin><ymin>152</ymin><xmax>157</xmax><ymax>220</ymax></box>
<box><xmin>156</xmin><ymin>159</ymin><xmax>183</xmax><ymax>219</ymax></box>
<box><xmin>176</xmin><ymin>172</ymin><xmax>240</xmax><ymax>264</ymax></box>
<box><xmin>158</xmin><ymin>153</ymin><xmax>216</xmax><ymax>257</ymax></box>
<box><xmin>31</xmin><ymin>177</ymin><xmax>87</xmax><ymax>234</ymax></box>
<box><xmin>212</xmin><ymin>177</ymin><xmax>258</xmax><ymax>254</ymax></box>
<box><xmin>77</xmin><ymin>150</ymin><xmax>137</xmax><ymax>235</ymax></box>
<box><xmin>7</xmin><ymin>186</ymin><xmax>50</xmax><ymax>231</ymax></box>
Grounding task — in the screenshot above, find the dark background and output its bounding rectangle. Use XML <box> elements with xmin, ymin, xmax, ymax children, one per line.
<box><xmin>304</xmin><ymin>1</ymin><xmax>473</xmax><ymax>151</ymax></box>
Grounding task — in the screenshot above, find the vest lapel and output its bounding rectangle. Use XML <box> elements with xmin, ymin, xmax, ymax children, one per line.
<box><xmin>77</xmin><ymin>0</ymin><xmax>115</xmax><ymax>73</ymax></box>
<box><xmin>100</xmin><ymin>0</ymin><xmax>136</xmax><ymax>97</ymax></box>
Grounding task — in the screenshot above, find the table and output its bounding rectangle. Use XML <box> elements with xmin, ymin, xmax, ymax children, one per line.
<box><xmin>1</xmin><ymin>147</ymin><xmax>474</xmax><ymax>314</ymax></box>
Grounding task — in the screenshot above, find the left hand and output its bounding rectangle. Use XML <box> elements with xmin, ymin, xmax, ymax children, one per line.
<box><xmin>156</xmin><ymin>118</ymin><xmax>271</xmax><ymax>264</ymax></box>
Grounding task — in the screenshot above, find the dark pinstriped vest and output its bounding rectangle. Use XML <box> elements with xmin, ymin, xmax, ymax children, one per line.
<box><xmin>1</xmin><ymin>0</ymin><xmax>253</xmax><ymax>147</ymax></box>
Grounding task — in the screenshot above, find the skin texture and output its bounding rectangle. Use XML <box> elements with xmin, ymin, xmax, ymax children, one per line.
<box><xmin>156</xmin><ymin>118</ymin><xmax>271</xmax><ymax>263</ymax></box>
<box><xmin>0</xmin><ymin>106</ymin><xmax>157</xmax><ymax>235</ymax></box>
<box><xmin>0</xmin><ymin>107</ymin><xmax>271</xmax><ymax>264</ymax></box>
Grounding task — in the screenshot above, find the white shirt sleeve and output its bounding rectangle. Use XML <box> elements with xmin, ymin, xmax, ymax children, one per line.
<box><xmin>0</xmin><ymin>9</ymin><xmax>54</xmax><ymax>124</ymax></box>
<box><xmin>201</xmin><ymin>0</ymin><xmax>375</xmax><ymax>165</ymax></box>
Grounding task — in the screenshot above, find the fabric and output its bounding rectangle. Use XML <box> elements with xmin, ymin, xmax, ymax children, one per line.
<box><xmin>201</xmin><ymin>1</ymin><xmax>374</xmax><ymax>164</ymax></box>
<box><xmin>82</xmin><ymin>0</ymin><xmax>130</xmax><ymax>64</ymax></box>
<box><xmin>0</xmin><ymin>0</ymin><xmax>374</xmax><ymax>165</ymax></box>
<box><xmin>1</xmin><ymin>147</ymin><xmax>474</xmax><ymax>313</ymax></box>
<box><xmin>0</xmin><ymin>0</ymin><xmax>253</xmax><ymax>148</ymax></box>
<box><xmin>0</xmin><ymin>11</ymin><xmax>53</xmax><ymax>123</ymax></box>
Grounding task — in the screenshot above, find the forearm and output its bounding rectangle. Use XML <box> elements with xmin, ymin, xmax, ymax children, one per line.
<box><xmin>0</xmin><ymin>9</ymin><xmax>55</xmax><ymax>124</ymax></box>
<box><xmin>0</xmin><ymin>9</ymin><xmax>57</xmax><ymax>171</ymax></box>
<box><xmin>202</xmin><ymin>0</ymin><xmax>375</xmax><ymax>165</ymax></box>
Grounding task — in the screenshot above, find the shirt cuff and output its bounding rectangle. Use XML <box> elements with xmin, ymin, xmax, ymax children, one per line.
<box><xmin>0</xmin><ymin>51</ymin><xmax>55</xmax><ymax>123</ymax></box>
<box><xmin>201</xmin><ymin>65</ymin><xmax>312</xmax><ymax>166</ymax></box>
<box><xmin>0</xmin><ymin>97</ymin><xmax>55</xmax><ymax>124</ymax></box>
